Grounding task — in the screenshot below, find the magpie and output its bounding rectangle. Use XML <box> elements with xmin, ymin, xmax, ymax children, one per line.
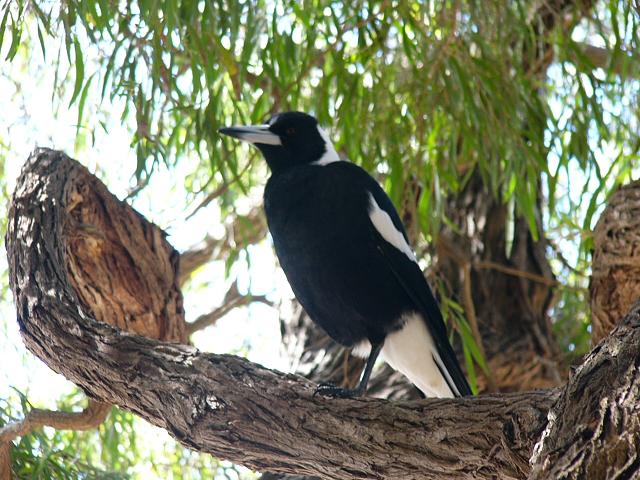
<box><xmin>219</xmin><ymin>111</ymin><xmax>472</xmax><ymax>398</ymax></box>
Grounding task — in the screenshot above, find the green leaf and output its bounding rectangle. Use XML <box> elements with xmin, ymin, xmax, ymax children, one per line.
<box><xmin>5</xmin><ymin>23</ymin><xmax>22</xmax><ymax>61</ymax></box>
<box><xmin>69</xmin><ymin>37</ymin><xmax>85</xmax><ymax>106</ymax></box>
<box><xmin>36</xmin><ymin>23</ymin><xmax>46</xmax><ymax>60</ymax></box>
<box><xmin>0</xmin><ymin>7</ymin><xmax>10</xmax><ymax>53</ymax></box>
<box><xmin>76</xmin><ymin>73</ymin><xmax>95</xmax><ymax>133</ymax></box>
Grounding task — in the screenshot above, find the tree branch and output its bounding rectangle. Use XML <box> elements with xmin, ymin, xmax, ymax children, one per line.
<box><xmin>186</xmin><ymin>279</ymin><xmax>273</xmax><ymax>335</ymax></box>
<box><xmin>0</xmin><ymin>399</ymin><xmax>111</xmax><ymax>444</ymax></box>
<box><xmin>569</xmin><ymin>41</ymin><xmax>639</xmax><ymax>78</ymax></box>
<box><xmin>529</xmin><ymin>302</ymin><xmax>640</xmax><ymax>479</ymax></box>
<box><xmin>0</xmin><ymin>442</ymin><xmax>11</xmax><ymax>480</ymax></box>
<box><xmin>178</xmin><ymin>235</ymin><xmax>218</xmax><ymax>286</ymax></box>
<box><xmin>7</xmin><ymin>149</ymin><xmax>640</xmax><ymax>479</ymax></box>
<box><xmin>5</xmin><ymin>149</ymin><xmax>559</xmax><ymax>479</ymax></box>
<box><xmin>590</xmin><ymin>180</ymin><xmax>640</xmax><ymax>343</ymax></box>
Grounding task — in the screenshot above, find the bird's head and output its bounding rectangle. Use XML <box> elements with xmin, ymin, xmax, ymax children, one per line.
<box><xmin>219</xmin><ymin>111</ymin><xmax>339</xmax><ymax>173</ymax></box>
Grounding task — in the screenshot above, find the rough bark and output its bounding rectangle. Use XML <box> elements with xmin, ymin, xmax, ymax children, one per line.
<box><xmin>529</xmin><ymin>302</ymin><xmax>640</xmax><ymax>479</ymax></box>
<box><xmin>0</xmin><ymin>443</ymin><xmax>10</xmax><ymax>480</ymax></box>
<box><xmin>590</xmin><ymin>180</ymin><xmax>640</xmax><ymax>343</ymax></box>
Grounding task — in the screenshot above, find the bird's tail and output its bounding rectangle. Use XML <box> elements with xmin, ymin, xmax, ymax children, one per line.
<box><xmin>381</xmin><ymin>312</ymin><xmax>471</xmax><ymax>398</ymax></box>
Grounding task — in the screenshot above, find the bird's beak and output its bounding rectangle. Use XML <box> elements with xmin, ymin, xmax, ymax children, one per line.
<box><xmin>218</xmin><ymin>125</ymin><xmax>282</xmax><ymax>146</ymax></box>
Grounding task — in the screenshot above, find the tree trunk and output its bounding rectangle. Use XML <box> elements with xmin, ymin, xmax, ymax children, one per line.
<box><xmin>529</xmin><ymin>302</ymin><xmax>640</xmax><ymax>479</ymax></box>
<box><xmin>590</xmin><ymin>180</ymin><xmax>640</xmax><ymax>343</ymax></box>
<box><xmin>438</xmin><ymin>172</ymin><xmax>562</xmax><ymax>392</ymax></box>
<box><xmin>6</xmin><ymin>149</ymin><xmax>640</xmax><ymax>480</ymax></box>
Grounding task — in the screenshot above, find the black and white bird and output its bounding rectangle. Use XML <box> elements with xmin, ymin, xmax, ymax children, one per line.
<box><xmin>219</xmin><ymin>111</ymin><xmax>472</xmax><ymax>398</ymax></box>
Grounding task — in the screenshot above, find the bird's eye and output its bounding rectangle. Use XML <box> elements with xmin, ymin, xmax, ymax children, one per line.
<box><xmin>286</xmin><ymin>127</ymin><xmax>296</xmax><ymax>135</ymax></box>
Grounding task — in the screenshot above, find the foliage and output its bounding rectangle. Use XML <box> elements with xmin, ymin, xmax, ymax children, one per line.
<box><xmin>1</xmin><ymin>390</ymin><xmax>132</xmax><ymax>479</ymax></box>
<box><xmin>1</xmin><ymin>388</ymin><xmax>246</xmax><ymax>479</ymax></box>
<box><xmin>1</xmin><ymin>1</ymin><xmax>636</xmax><ymax>225</ymax></box>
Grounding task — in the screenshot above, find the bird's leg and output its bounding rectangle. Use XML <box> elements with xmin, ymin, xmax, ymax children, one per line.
<box><xmin>314</xmin><ymin>342</ymin><xmax>383</xmax><ymax>398</ymax></box>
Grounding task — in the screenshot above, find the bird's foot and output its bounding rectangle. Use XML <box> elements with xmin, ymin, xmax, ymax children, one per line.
<box><xmin>313</xmin><ymin>383</ymin><xmax>363</xmax><ymax>398</ymax></box>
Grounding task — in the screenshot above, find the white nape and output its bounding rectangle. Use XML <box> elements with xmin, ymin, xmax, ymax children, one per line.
<box><xmin>314</xmin><ymin>126</ymin><xmax>340</xmax><ymax>165</ymax></box>
<box><xmin>382</xmin><ymin>313</ymin><xmax>456</xmax><ymax>398</ymax></box>
<box><xmin>367</xmin><ymin>193</ymin><xmax>417</xmax><ymax>263</ymax></box>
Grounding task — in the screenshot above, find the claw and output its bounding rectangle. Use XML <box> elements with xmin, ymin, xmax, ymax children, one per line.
<box><xmin>313</xmin><ymin>383</ymin><xmax>363</xmax><ymax>398</ymax></box>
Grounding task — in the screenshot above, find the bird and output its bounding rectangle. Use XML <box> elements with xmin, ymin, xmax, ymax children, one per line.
<box><xmin>219</xmin><ymin>111</ymin><xmax>472</xmax><ymax>398</ymax></box>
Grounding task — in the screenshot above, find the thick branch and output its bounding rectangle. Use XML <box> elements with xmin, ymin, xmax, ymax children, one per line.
<box><xmin>5</xmin><ymin>149</ymin><xmax>558</xmax><ymax>479</ymax></box>
<box><xmin>590</xmin><ymin>180</ymin><xmax>640</xmax><ymax>343</ymax></box>
<box><xmin>0</xmin><ymin>443</ymin><xmax>10</xmax><ymax>480</ymax></box>
<box><xmin>529</xmin><ymin>302</ymin><xmax>640</xmax><ymax>478</ymax></box>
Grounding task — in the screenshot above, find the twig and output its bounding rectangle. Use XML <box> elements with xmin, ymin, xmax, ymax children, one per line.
<box><xmin>474</xmin><ymin>260</ymin><xmax>559</xmax><ymax>287</ymax></box>
<box><xmin>186</xmin><ymin>282</ymin><xmax>273</xmax><ymax>335</ymax></box>
<box><xmin>0</xmin><ymin>398</ymin><xmax>111</xmax><ymax>446</ymax></box>
<box><xmin>185</xmin><ymin>184</ymin><xmax>229</xmax><ymax>220</ymax></box>
<box><xmin>436</xmin><ymin>238</ymin><xmax>496</xmax><ymax>388</ymax></box>
<box><xmin>124</xmin><ymin>176</ymin><xmax>150</xmax><ymax>200</ymax></box>
<box><xmin>178</xmin><ymin>236</ymin><xmax>219</xmax><ymax>286</ymax></box>
<box><xmin>546</xmin><ymin>238</ymin><xmax>588</xmax><ymax>278</ymax></box>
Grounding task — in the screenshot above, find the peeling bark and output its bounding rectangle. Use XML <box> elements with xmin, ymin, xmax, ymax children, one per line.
<box><xmin>60</xmin><ymin>153</ymin><xmax>185</xmax><ymax>342</ymax></box>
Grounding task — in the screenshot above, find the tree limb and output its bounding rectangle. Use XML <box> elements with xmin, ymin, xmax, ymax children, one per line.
<box><xmin>186</xmin><ymin>279</ymin><xmax>273</xmax><ymax>335</ymax></box>
<box><xmin>178</xmin><ymin>236</ymin><xmax>218</xmax><ymax>286</ymax></box>
<box><xmin>569</xmin><ymin>41</ymin><xmax>639</xmax><ymax>78</ymax></box>
<box><xmin>0</xmin><ymin>398</ymin><xmax>111</xmax><ymax>480</ymax></box>
<box><xmin>590</xmin><ymin>180</ymin><xmax>640</xmax><ymax>343</ymax></box>
<box><xmin>7</xmin><ymin>149</ymin><xmax>640</xmax><ymax>479</ymax></box>
<box><xmin>529</xmin><ymin>302</ymin><xmax>640</xmax><ymax>479</ymax></box>
<box><xmin>0</xmin><ymin>443</ymin><xmax>11</xmax><ymax>480</ymax></box>
<box><xmin>5</xmin><ymin>149</ymin><xmax>559</xmax><ymax>479</ymax></box>
<box><xmin>186</xmin><ymin>294</ymin><xmax>272</xmax><ymax>336</ymax></box>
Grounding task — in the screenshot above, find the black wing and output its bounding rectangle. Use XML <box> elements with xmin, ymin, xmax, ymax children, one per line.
<box><xmin>367</xmin><ymin>181</ymin><xmax>473</xmax><ymax>397</ymax></box>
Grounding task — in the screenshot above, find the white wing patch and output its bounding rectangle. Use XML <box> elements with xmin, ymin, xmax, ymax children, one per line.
<box><xmin>314</xmin><ymin>126</ymin><xmax>340</xmax><ymax>165</ymax></box>
<box><xmin>382</xmin><ymin>312</ymin><xmax>456</xmax><ymax>398</ymax></box>
<box><xmin>368</xmin><ymin>193</ymin><xmax>417</xmax><ymax>263</ymax></box>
